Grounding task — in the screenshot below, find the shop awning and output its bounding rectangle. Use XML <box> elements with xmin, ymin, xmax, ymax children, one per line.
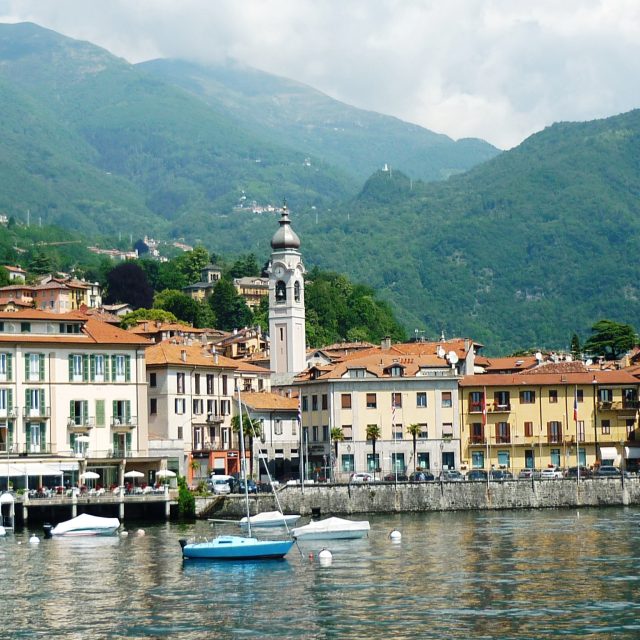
<box><xmin>624</xmin><ymin>446</ymin><xmax>640</xmax><ymax>459</ymax></box>
<box><xmin>599</xmin><ymin>447</ymin><xmax>618</xmax><ymax>462</ymax></box>
<box><xmin>0</xmin><ymin>461</ymin><xmax>79</xmax><ymax>476</ymax></box>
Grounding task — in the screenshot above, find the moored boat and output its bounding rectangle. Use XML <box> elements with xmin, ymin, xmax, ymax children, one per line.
<box><xmin>45</xmin><ymin>513</ymin><xmax>120</xmax><ymax>537</ymax></box>
<box><xmin>179</xmin><ymin>535</ymin><xmax>294</xmax><ymax>560</ymax></box>
<box><xmin>239</xmin><ymin>511</ymin><xmax>301</xmax><ymax>529</ymax></box>
<box><xmin>291</xmin><ymin>516</ymin><xmax>370</xmax><ymax>540</ymax></box>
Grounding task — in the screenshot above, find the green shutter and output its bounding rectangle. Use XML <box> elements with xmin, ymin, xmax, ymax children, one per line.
<box><xmin>25</xmin><ymin>389</ymin><xmax>32</xmax><ymax>411</ymax></box>
<box><xmin>39</xmin><ymin>354</ymin><xmax>45</xmax><ymax>381</ymax></box>
<box><xmin>104</xmin><ymin>355</ymin><xmax>110</xmax><ymax>381</ymax></box>
<box><xmin>126</xmin><ymin>432</ymin><xmax>132</xmax><ymax>451</ymax></box>
<box><xmin>70</xmin><ymin>432</ymin><xmax>77</xmax><ymax>447</ymax></box>
<box><xmin>125</xmin><ymin>400</ymin><xmax>131</xmax><ymax>423</ymax></box>
<box><xmin>69</xmin><ymin>400</ymin><xmax>75</xmax><ymax>423</ymax></box>
<box><xmin>111</xmin><ymin>355</ymin><xmax>117</xmax><ymax>381</ymax></box>
<box><xmin>68</xmin><ymin>355</ymin><xmax>74</xmax><ymax>381</ymax></box>
<box><xmin>95</xmin><ymin>400</ymin><xmax>105</xmax><ymax>427</ymax></box>
<box><xmin>39</xmin><ymin>423</ymin><xmax>46</xmax><ymax>452</ymax></box>
<box><xmin>125</xmin><ymin>356</ymin><xmax>131</xmax><ymax>382</ymax></box>
<box><xmin>7</xmin><ymin>389</ymin><xmax>13</xmax><ymax>412</ymax></box>
<box><xmin>25</xmin><ymin>353</ymin><xmax>30</xmax><ymax>379</ymax></box>
<box><xmin>8</xmin><ymin>423</ymin><xmax>13</xmax><ymax>446</ymax></box>
<box><xmin>83</xmin><ymin>355</ymin><xmax>89</xmax><ymax>382</ymax></box>
<box><xmin>112</xmin><ymin>433</ymin><xmax>119</xmax><ymax>452</ymax></box>
<box><xmin>112</xmin><ymin>400</ymin><xmax>118</xmax><ymax>423</ymax></box>
<box><xmin>90</xmin><ymin>355</ymin><xmax>96</xmax><ymax>381</ymax></box>
<box><xmin>39</xmin><ymin>389</ymin><xmax>45</xmax><ymax>415</ymax></box>
<box><xmin>6</xmin><ymin>354</ymin><xmax>12</xmax><ymax>381</ymax></box>
<box><xmin>83</xmin><ymin>400</ymin><xmax>88</xmax><ymax>423</ymax></box>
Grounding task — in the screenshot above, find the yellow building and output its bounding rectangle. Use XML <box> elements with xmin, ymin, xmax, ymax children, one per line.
<box><xmin>460</xmin><ymin>368</ymin><xmax>640</xmax><ymax>473</ymax></box>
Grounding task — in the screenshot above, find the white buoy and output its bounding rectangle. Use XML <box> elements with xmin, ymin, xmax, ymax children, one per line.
<box><xmin>318</xmin><ymin>547</ymin><xmax>333</xmax><ymax>566</ymax></box>
<box><xmin>120</xmin><ymin>530</ymin><xmax>129</xmax><ymax>537</ymax></box>
<box><xmin>0</xmin><ymin>525</ymin><xmax>6</xmax><ymax>537</ymax></box>
<box><xmin>389</xmin><ymin>529</ymin><xmax>402</xmax><ymax>542</ymax></box>
<box><xmin>29</xmin><ymin>535</ymin><xmax>40</xmax><ymax>544</ymax></box>
<box><xmin>136</xmin><ymin>529</ymin><xmax>145</xmax><ymax>536</ymax></box>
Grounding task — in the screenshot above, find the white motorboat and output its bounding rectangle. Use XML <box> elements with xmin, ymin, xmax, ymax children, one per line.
<box><xmin>45</xmin><ymin>513</ymin><xmax>120</xmax><ymax>537</ymax></box>
<box><xmin>239</xmin><ymin>511</ymin><xmax>301</xmax><ymax>529</ymax></box>
<box><xmin>291</xmin><ymin>516</ymin><xmax>370</xmax><ymax>540</ymax></box>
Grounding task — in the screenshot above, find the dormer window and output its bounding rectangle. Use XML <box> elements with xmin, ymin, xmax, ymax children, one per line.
<box><xmin>390</xmin><ymin>365</ymin><xmax>403</xmax><ymax>377</ymax></box>
<box><xmin>275</xmin><ymin>281</ymin><xmax>286</xmax><ymax>302</ymax></box>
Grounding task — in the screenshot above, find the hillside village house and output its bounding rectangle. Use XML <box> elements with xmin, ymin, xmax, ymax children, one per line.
<box><xmin>459</xmin><ymin>362</ymin><xmax>640</xmax><ymax>473</ymax></box>
<box><xmin>293</xmin><ymin>338</ymin><xmax>478</xmax><ymax>480</ymax></box>
<box><xmin>233</xmin><ymin>276</ymin><xmax>268</xmax><ymax>309</ymax></box>
<box><xmin>144</xmin><ymin>341</ymin><xmax>271</xmax><ymax>484</ymax></box>
<box><xmin>182</xmin><ymin>264</ymin><xmax>222</xmax><ymax>301</ymax></box>
<box><xmin>0</xmin><ymin>276</ymin><xmax>102</xmax><ymax>312</ymax></box>
<box><xmin>0</xmin><ymin>309</ymin><xmax>151</xmax><ymax>489</ymax></box>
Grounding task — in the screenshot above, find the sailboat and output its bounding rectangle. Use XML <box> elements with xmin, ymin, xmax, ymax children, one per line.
<box><xmin>180</xmin><ymin>385</ymin><xmax>294</xmax><ymax>561</ymax></box>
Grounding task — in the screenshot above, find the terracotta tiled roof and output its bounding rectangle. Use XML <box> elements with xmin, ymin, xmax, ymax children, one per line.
<box><xmin>524</xmin><ymin>361</ymin><xmax>589</xmax><ymax>375</ymax></box>
<box><xmin>241</xmin><ymin>392</ymin><xmax>298</xmax><ymax>411</ymax></box>
<box><xmin>145</xmin><ymin>341</ymin><xmax>239</xmax><ymax>368</ymax></box>
<box><xmin>129</xmin><ymin>321</ymin><xmax>207</xmax><ymax>335</ymax></box>
<box><xmin>483</xmin><ymin>356</ymin><xmax>538</xmax><ymax>372</ymax></box>
<box><xmin>460</xmin><ymin>370</ymin><xmax>640</xmax><ymax>387</ymax></box>
<box><xmin>0</xmin><ymin>309</ymin><xmax>87</xmax><ymax>320</ymax></box>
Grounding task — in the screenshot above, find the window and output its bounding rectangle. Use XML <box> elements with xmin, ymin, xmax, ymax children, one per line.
<box><xmin>441</xmin><ymin>392</ymin><xmax>452</xmax><ymax>408</ymax></box>
<box><xmin>322</xmin><ymin>425</ymin><xmax>329</xmax><ymax>441</ymax></box>
<box><xmin>417</xmin><ymin>452</ymin><xmax>430</xmax><ymax>469</ymax></box>
<box><xmin>549</xmin><ymin>390</ymin><xmax>558</xmax><ymax>403</ymax></box>
<box><xmin>274</xmin><ymin>420</ymin><xmax>283</xmax><ymax>435</ymax></box>
<box><xmin>27</xmin><ymin>353</ymin><xmax>44</xmax><ymax>382</ymax></box>
<box><xmin>341</xmin><ymin>394</ymin><xmax>351</xmax><ymax>409</ymax></box>
<box><xmin>392</xmin><ymin>392</ymin><xmax>402</xmax><ymax>408</ymax></box>
<box><xmin>496</xmin><ymin>422</ymin><xmax>510</xmax><ymax>444</ymax></box>
<box><xmin>469</xmin><ymin>391</ymin><xmax>483</xmax><ymax>412</ymax></box>
<box><xmin>207</xmin><ymin>374</ymin><xmax>214</xmax><ymax>394</ymax></box>
<box><xmin>21</xmin><ymin>322</ymin><xmax>31</xmax><ymax>333</ymax></box>
<box><xmin>389</xmin><ymin>365</ymin><xmax>403</xmax><ymax>377</ymax></box>
<box><xmin>576</xmin><ymin>389</ymin><xmax>584</xmax><ymax>403</ymax></box>
<box><xmin>471</xmin><ymin>422</ymin><xmax>484</xmax><ymax>443</ymax></box>
<box><xmin>577</xmin><ymin>420</ymin><xmax>585</xmax><ymax>442</ymax></box>
<box><xmin>550</xmin><ymin>448</ymin><xmax>561</xmax><ymax>467</ymax></box>
<box><xmin>193</xmin><ymin>399</ymin><xmax>203</xmax><ymax>415</ymax></box>
<box><xmin>194</xmin><ymin>374</ymin><xmax>201</xmax><ymax>395</ymax></box>
<box><xmin>221</xmin><ymin>400</ymin><xmax>231</xmax><ymax>415</ymax></box>
<box><xmin>366</xmin><ymin>453</ymin><xmax>380</xmax><ymax>472</ymax></box>
<box><xmin>547</xmin><ymin>421</ymin><xmax>562</xmax><ymax>443</ymax></box>
<box><xmin>69</xmin><ymin>400</ymin><xmax>89</xmax><ymax>426</ymax></box>
<box><xmin>294</xmin><ymin>280</ymin><xmax>301</xmax><ymax>302</ymax></box>
<box><xmin>0</xmin><ymin>353</ymin><xmax>11</xmax><ymax>381</ymax></box>
<box><xmin>322</xmin><ymin>394</ymin><xmax>328</xmax><ymax>410</ymax></box>
<box><xmin>275</xmin><ymin>280</ymin><xmax>286</xmax><ymax>302</ymax></box>
<box><xmin>626</xmin><ymin>419</ymin><xmax>635</xmax><ymax>440</ymax></box>
<box><xmin>393</xmin><ymin>424</ymin><xmax>403</xmax><ymax>440</ymax></box>
<box><xmin>623</xmin><ymin>388</ymin><xmax>638</xmax><ymax>408</ymax></box>
<box><xmin>520</xmin><ymin>390</ymin><xmax>536</xmax><ymax>404</ymax></box>
<box><xmin>302</xmin><ymin>396</ymin><xmax>308</xmax><ymax>411</ymax></box>
<box><xmin>207</xmin><ymin>399</ymin><xmax>217</xmax><ymax>417</ymax></box>
<box><xmin>112</xmin><ymin>355</ymin><xmax>130</xmax><ymax>382</ymax></box>
<box><xmin>349</xmin><ymin>368</ymin><xmax>366</xmax><ymax>378</ymax></box>
<box><xmin>342</xmin><ymin>425</ymin><xmax>353</xmax><ymax>440</ymax></box>
<box><xmin>442</xmin><ymin>423</ymin><xmax>453</xmax><ymax>439</ymax></box>
<box><xmin>418</xmin><ymin>424</ymin><xmax>428</xmax><ymax>439</ymax></box>
<box><xmin>176</xmin><ymin>372</ymin><xmax>185</xmax><ymax>394</ymax></box>
<box><xmin>177</xmin><ymin>426</ymin><xmax>183</xmax><ymax>440</ymax></box>
<box><xmin>497</xmin><ymin>451</ymin><xmax>510</xmax><ymax>468</ymax></box>
<box><xmin>598</xmin><ymin>388</ymin><xmax>613</xmax><ymax>403</ymax></box>
<box><xmin>312</xmin><ymin>395</ymin><xmax>318</xmax><ymax>411</ymax></box>
<box><xmin>112</xmin><ymin>400</ymin><xmax>131</xmax><ymax>426</ymax></box>
<box><xmin>72</xmin><ymin>355</ymin><xmax>84</xmax><ymax>380</ymax></box>
<box><xmin>150</xmin><ymin>398</ymin><xmax>157</xmax><ymax>415</ymax></box>
<box><xmin>25</xmin><ymin>388</ymin><xmax>44</xmax><ymax>416</ymax></box>
<box><xmin>494</xmin><ymin>391</ymin><xmax>510</xmax><ymax>409</ymax></box>
<box><xmin>472</xmin><ymin>451</ymin><xmax>485</xmax><ymax>469</ymax></box>
<box><xmin>175</xmin><ymin>398</ymin><xmax>186</xmax><ymax>415</ymax></box>
<box><xmin>312</xmin><ymin>426</ymin><xmax>318</xmax><ymax>442</ymax></box>
<box><xmin>601</xmin><ymin>419</ymin><xmax>611</xmax><ymax>435</ymax></box>
<box><xmin>149</xmin><ymin>373</ymin><xmax>157</xmax><ymax>388</ymax></box>
<box><xmin>222</xmin><ymin>375</ymin><xmax>228</xmax><ymax>395</ymax></box>
<box><xmin>91</xmin><ymin>355</ymin><xmax>105</xmax><ymax>382</ymax></box>
<box><xmin>341</xmin><ymin>454</ymin><xmax>354</xmax><ymax>473</ymax></box>
<box><xmin>416</xmin><ymin>392</ymin><xmax>427</xmax><ymax>408</ymax></box>
<box><xmin>95</xmin><ymin>399</ymin><xmax>105</xmax><ymax>427</ymax></box>
<box><xmin>366</xmin><ymin>393</ymin><xmax>377</xmax><ymax>409</ymax></box>
<box><xmin>524</xmin><ymin>421</ymin><xmax>534</xmax><ymax>437</ymax></box>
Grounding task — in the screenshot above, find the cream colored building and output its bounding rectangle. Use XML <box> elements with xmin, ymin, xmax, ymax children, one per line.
<box><xmin>0</xmin><ymin>309</ymin><xmax>150</xmax><ymax>489</ymax></box>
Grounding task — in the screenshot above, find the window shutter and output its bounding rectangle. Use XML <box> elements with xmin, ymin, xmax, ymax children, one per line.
<box><xmin>7</xmin><ymin>423</ymin><xmax>13</xmax><ymax>446</ymax></box>
<box><xmin>25</xmin><ymin>353</ymin><xmax>30</xmax><ymax>379</ymax></box>
<box><xmin>25</xmin><ymin>389</ymin><xmax>31</xmax><ymax>411</ymax></box>
<box><xmin>125</xmin><ymin>401</ymin><xmax>131</xmax><ymax>423</ymax></box>
<box><xmin>96</xmin><ymin>400</ymin><xmax>105</xmax><ymax>427</ymax></box>
<box><xmin>112</xmin><ymin>400</ymin><xmax>118</xmax><ymax>422</ymax></box>
<box><xmin>7</xmin><ymin>389</ymin><xmax>13</xmax><ymax>412</ymax></box>
<box><xmin>90</xmin><ymin>355</ymin><xmax>96</xmax><ymax>381</ymax></box>
<box><xmin>70</xmin><ymin>432</ymin><xmax>76</xmax><ymax>447</ymax></box>
<box><xmin>40</xmin><ymin>423</ymin><xmax>46</xmax><ymax>451</ymax></box>
<box><xmin>125</xmin><ymin>356</ymin><xmax>131</xmax><ymax>382</ymax></box>
<box><xmin>69</xmin><ymin>400</ymin><xmax>74</xmax><ymax>422</ymax></box>
<box><xmin>68</xmin><ymin>355</ymin><xmax>74</xmax><ymax>381</ymax></box>
<box><xmin>83</xmin><ymin>355</ymin><xmax>89</xmax><ymax>382</ymax></box>
<box><xmin>126</xmin><ymin>432</ymin><xmax>132</xmax><ymax>451</ymax></box>
<box><xmin>104</xmin><ymin>355</ymin><xmax>110</xmax><ymax>380</ymax></box>
<box><xmin>547</xmin><ymin>422</ymin><xmax>552</xmax><ymax>440</ymax></box>
<box><xmin>6</xmin><ymin>354</ymin><xmax>12</xmax><ymax>381</ymax></box>
<box><xmin>39</xmin><ymin>354</ymin><xmax>45</xmax><ymax>381</ymax></box>
<box><xmin>83</xmin><ymin>400</ymin><xmax>88</xmax><ymax>422</ymax></box>
<box><xmin>112</xmin><ymin>433</ymin><xmax>118</xmax><ymax>452</ymax></box>
<box><xmin>506</xmin><ymin>423</ymin><xmax>511</xmax><ymax>440</ymax></box>
<box><xmin>495</xmin><ymin>424</ymin><xmax>500</xmax><ymax>439</ymax></box>
<box><xmin>39</xmin><ymin>389</ymin><xmax>45</xmax><ymax>413</ymax></box>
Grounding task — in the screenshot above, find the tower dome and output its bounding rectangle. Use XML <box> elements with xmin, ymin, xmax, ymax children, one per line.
<box><xmin>270</xmin><ymin>203</ymin><xmax>300</xmax><ymax>250</ymax></box>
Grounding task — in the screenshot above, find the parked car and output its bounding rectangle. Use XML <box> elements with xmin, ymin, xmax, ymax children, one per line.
<box><xmin>564</xmin><ymin>466</ymin><xmax>592</xmax><ymax>479</ymax></box>
<box><xmin>409</xmin><ymin>471</ymin><xmax>435</xmax><ymax>482</ymax></box>
<box><xmin>594</xmin><ymin>465</ymin><xmax>621</xmax><ymax>477</ymax></box>
<box><xmin>518</xmin><ymin>468</ymin><xmax>542</xmax><ymax>479</ymax></box>
<box><xmin>350</xmin><ymin>472</ymin><xmax>374</xmax><ymax>483</ymax></box>
<box><xmin>466</xmin><ymin>470</ymin><xmax>488</xmax><ymax>481</ymax></box>
<box><xmin>234</xmin><ymin>479</ymin><xmax>258</xmax><ymax>494</ymax></box>
<box><xmin>208</xmin><ymin>478</ymin><xmax>232</xmax><ymax>495</ymax></box>
<box><xmin>440</xmin><ymin>470</ymin><xmax>464</xmax><ymax>482</ymax></box>
<box><xmin>383</xmin><ymin>472</ymin><xmax>409</xmax><ymax>482</ymax></box>
<box><xmin>540</xmin><ymin>467</ymin><xmax>564</xmax><ymax>479</ymax></box>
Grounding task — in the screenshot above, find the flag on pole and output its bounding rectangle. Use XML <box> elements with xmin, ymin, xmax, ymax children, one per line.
<box><xmin>573</xmin><ymin>387</ymin><xmax>579</xmax><ymax>422</ymax></box>
<box><xmin>297</xmin><ymin>396</ymin><xmax>302</xmax><ymax>426</ymax></box>
<box><xmin>481</xmin><ymin>387</ymin><xmax>487</xmax><ymax>426</ymax></box>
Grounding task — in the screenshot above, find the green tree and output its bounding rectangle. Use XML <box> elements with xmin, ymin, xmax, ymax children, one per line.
<box><xmin>570</xmin><ymin>333</ymin><xmax>581</xmax><ymax>360</ymax></box>
<box><xmin>177</xmin><ymin>475</ymin><xmax>195</xmax><ymax>519</ymax></box>
<box><xmin>583</xmin><ymin>319</ymin><xmax>637</xmax><ymax>360</ymax></box>
<box><xmin>330</xmin><ymin>427</ymin><xmax>344</xmax><ymax>479</ymax></box>
<box><xmin>365</xmin><ymin>424</ymin><xmax>382</xmax><ymax>477</ymax></box>
<box><xmin>0</xmin><ymin>266</ymin><xmax>10</xmax><ymax>287</ymax></box>
<box><xmin>209</xmin><ymin>278</ymin><xmax>253</xmax><ymax>331</ymax></box>
<box><xmin>26</xmin><ymin>249</ymin><xmax>56</xmax><ymax>276</ymax></box>
<box><xmin>120</xmin><ymin>308</ymin><xmax>178</xmax><ymax>329</ymax></box>
<box><xmin>229</xmin><ymin>253</ymin><xmax>260</xmax><ymax>278</ymax></box>
<box><xmin>175</xmin><ymin>246</ymin><xmax>210</xmax><ymax>284</ymax></box>
<box><xmin>231</xmin><ymin>412</ymin><xmax>263</xmax><ymax>477</ymax></box>
<box><xmin>154</xmin><ymin>289</ymin><xmax>215</xmax><ymax>328</ymax></box>
<box><xmin>104</xmin><ymin>261</ymin><xmax>154</xmax><ymax>309</ymax></box>
<box><xmin>406</xmin><ymin>423</ymin><xmax>422</xmax><ymax>472</ymax></box>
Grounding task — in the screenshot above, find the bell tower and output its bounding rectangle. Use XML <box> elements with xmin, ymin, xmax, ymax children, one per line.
<box><xmin>268</xmin><ymin>203</ymin><xmax>306</xmax><ymax>384</ymax></box>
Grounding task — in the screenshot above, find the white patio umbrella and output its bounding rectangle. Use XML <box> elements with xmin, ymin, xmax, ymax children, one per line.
<box><xmin>80</xmin><ymin>471</ymin><xmax>100</xmax><ymax>480</ymax></box>
<box><xmin>123</xmin><ymin>470</ymin><xmax>144</xmax><ymax>490</ymax></box>
<box><xmin>155</xmin><ymin>469</ymin><xmax>176</xmax><ymax>478</ymax></box>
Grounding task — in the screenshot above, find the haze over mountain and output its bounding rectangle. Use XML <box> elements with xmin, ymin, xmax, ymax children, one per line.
<box><xmin>1</xmin><ymin>22</ymin><xmax>639</xmax><ymax>353</ymax></box>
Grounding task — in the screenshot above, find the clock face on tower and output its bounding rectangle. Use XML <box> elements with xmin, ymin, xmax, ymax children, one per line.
<box><xmin>274</xmin><ymin>266</ymin><xmax>283</xmax><ymax>277</ymax></box>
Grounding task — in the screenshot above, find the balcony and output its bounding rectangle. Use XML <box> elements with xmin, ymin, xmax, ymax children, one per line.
<box><xmin>488</xmin><ymin>403</ymin><xmax>511</xmax><ymax>413</ymax></box>
<box><xmin>468</xmin><ymin>403</ymin><xmax>483</xmax><ymax>414</ymax></box>
<box><xmin>547</xmin><ymin>435</ymin><xmax>563</xmax><ymax>444</ymax></box>
<box><xmin>5</xmin><ymin>442</ymin><xmax>53</xmax><ymax>455</ymax></box>
<box><xmin>0</xmin><ymin>408</ymin><xmax>18</xmax><ymax>419</ymax></box>
<box><xmin>22</xmin><ymin>406</ymin><xmax>51</xmax><ymax>420</ymax></box>
<box><xmin>598</xmin><ymin>400</ymin><xmax>640</xmax><ymax>411</ymax></box>
<box><xmin>110</xmin><ymin>416</ymin><xmax>137</xmax><ymax>432</ymax></box>
<box><xmin>206</xmin><ymin>413</ymin><xmax>224</xmax><ymax>424</ymax></box>
<box><xmin>67</xmin><ymin>417</ymin><xmax>95</xmax><ymax>433</ymax></box>
<box><xmin>495</xmin><ymin>435</ymin><xmax>511</xmax><ymax>444</ymax></box>
<box><xmin>192</xmin><ymin>441</ymin><xmax>217</xmax><ymax>453</ymax></box>
<box><xmin>469</xmin><ymin>435</ymin><xmax>486</xmax><ymax>445</ymax></box>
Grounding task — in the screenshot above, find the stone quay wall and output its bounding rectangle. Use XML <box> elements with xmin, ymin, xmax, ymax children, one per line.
<box><xmin>196</xmin><ymin>477</ymin><xmax>640</xmax><ymax>519</ymax></box>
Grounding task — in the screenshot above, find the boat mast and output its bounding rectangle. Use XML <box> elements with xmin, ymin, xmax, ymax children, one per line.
<box><xmin>236</xmin><ymin>381</ymin><xmax>252</xmax><ymax>537</ymax></box>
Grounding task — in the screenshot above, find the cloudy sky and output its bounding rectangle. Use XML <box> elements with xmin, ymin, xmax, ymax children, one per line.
<box><xmin>1</xmin><ymin>0</ymin><xmax>639</xmax><ymax>149</ymax></box>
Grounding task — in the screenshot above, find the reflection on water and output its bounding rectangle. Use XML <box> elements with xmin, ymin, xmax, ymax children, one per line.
<box><xmin>1</xmin><ymin>509</ymin><xmax>639</xmax><ymax>639</ymax></box>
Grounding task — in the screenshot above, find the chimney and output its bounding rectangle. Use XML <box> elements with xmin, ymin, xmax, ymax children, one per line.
<box><xmin>180</xmin><ymin>349</ymin><xmax>187</xmax><ymax>363</ymax></box>
<box><xmin>381</xmin><ymin>336</ymin><xmax>391</xmax><ymax>351</ymax></box>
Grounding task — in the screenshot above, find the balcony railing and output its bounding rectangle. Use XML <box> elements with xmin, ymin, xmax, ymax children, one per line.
<box><xmin>110</xmin><ymin>417</ymin><xmax>137</xmax><ymax>430</ymax></box>
<box><xmin>547</xmin><ymin>435</ymin><xmax>563</xmax><ymax>444</ymax></box>
<box><xmin>0</xmin><ymin>408</ymin><xmax>18</xmax><ymax>419</ymax></box>
<box><xmin>495</xmin><ymin>435</ymin><xmax>511</xmax><ymax>444</ymax></box>
<box><xmin>488</xmin><ymin>403</ymin><xmax>511</xmax><ymax>413</ymax></box>
<box><xmin>2</xmin><ymin>443</ymin><xmax>53</xmax><ymax>455</ymax></box>
<box><xmin>598</xmin><ymin>400</ymin><xmax>640</xmax><ymax>411</ymax></box>
<box><xmin>470</xmin><ymin>435</ymin><xmax>486</xmax><ymax>445</ymax></box>
<box><xmin>67</xmin><ymin>417</ymin><xmax>95</xmax><ymax>431</ymax></box>
<box><xmin>22</xmin><ymin>407</ymin><xmax>51</xmax><ymax>419</ymax></box>
<box><xmin>468</xmin><ymin>403</ymin><xmax>483</xmax><ymax>413</ymax></box>
<box><xmin>206</xmin><ymin>413</ymin><xmax>224</xmax><ymax>423</ymax></box>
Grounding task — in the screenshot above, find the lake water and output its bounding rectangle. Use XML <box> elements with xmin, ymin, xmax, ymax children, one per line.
<box><xmin>1</xmin><ymin>507</ymin><xmax>639</xmax><ymax>639</ymax></box>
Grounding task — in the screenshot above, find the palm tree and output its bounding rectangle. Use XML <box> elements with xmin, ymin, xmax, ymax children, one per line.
<box><xmin>231</xmin><ymin>413</ymin><xmax>263</xmax><ymax>477</ymax></box>
<box><xmin>407</xmin><ymin>423</ymin><xmax>422</xmax><ymax>472</ymax></box>
<box><xmin>330</xmin><ymin>427</ymin><xmax>344</xmax><ymax>481</ymax></box>
<box><xmin>365</xmin><ymin>424</ymin><xmax>382</xmax><ymax>477</ymax></box>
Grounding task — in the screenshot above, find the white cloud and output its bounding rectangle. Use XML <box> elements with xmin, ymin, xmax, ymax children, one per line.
<box><xmin>1</xmin><ymin>0</ymin><xmax>639</xmax><ymax>148</ymax></box>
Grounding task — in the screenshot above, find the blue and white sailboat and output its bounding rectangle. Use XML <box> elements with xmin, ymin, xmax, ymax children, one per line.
<box><xmin>180</xmin><ymin>385</ymin><xmax>294</xmax><ymax>561</ymax></box>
